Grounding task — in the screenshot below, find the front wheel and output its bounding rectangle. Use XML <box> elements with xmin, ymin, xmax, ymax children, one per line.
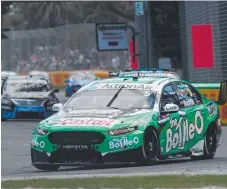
<box><xmin>33</xmin><ymin>164</ymin><xmax>60</xmax><ymax>171</ymax></box>
<box><xmin>138</xmin><ymin>128</ymin><xmax>159</xmax><ymax>165</ymax></box>
<box><xmin>191</xmin><ymin>125</ymin><xmax>217</xmax><ymax>160</ymax></box>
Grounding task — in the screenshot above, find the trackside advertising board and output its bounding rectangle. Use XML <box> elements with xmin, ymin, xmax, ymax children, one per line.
<box><xmin>192</xmin><ymin>82</ymin><xmax>227</xmax><ymax>125</ymax></box>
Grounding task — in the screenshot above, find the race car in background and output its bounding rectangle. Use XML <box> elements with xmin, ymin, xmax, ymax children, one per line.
<box><xmin>31</xmin><ymin>76</ymin><xmax>226</xmax><ymax>171</ymax></box>
<box><xmin>1</xmin><ymin>71</ymin><xmax>17</xmax><ymax>78</ymax></box>
<box><xmin>28</xmin><ymin>71</ymin><xmax>52</xmax><ymax>86</ymax></box>
<box><xmin>65</xmin><ymin>71</ymin><xmax>99</xmax><ymax>97</ymax></box>
<box><xmin>1</xmin><ymin>75</ymin><xmax>59</xmax><ymax>121</ymax></box>
<box><xmin>1</xmin><ymin>76</ymin><xmax>7</xmax><ymax>93</ymax></box>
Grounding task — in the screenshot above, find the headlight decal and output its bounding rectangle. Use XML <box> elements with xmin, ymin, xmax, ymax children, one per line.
<box><xmin>36</xmin><ymin>128</ymin><xmax>48</xmax><ymax>136</ymax></box>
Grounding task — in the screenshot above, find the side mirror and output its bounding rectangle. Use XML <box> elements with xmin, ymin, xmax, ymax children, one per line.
<box><xmin>163</xmin><ymin>103</ymin><xmax>179</xmax><ymax>113</ymax></box>
<box><xmin>52</xmin><ymin>103</ymin><xmax>63</xmax><ymax>112</ymax></box>
<box><xmin>53</xmin><ymin>88</ymin><xmax>59</xmax><ymax>93</ymax></box>
<box><xmin>217</xmin><ymin>80</ymin><xmax>227</xmax><ymax>105</ymax></box>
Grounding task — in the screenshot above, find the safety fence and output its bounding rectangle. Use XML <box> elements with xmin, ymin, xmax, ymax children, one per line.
<box><xmin>1</xmin><ymin>23</ymin><xmax>131</xmax><ymax>73</ymax></box>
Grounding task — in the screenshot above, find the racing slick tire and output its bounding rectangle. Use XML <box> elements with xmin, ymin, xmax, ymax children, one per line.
<box><xmin>191</xmin><ymin>124</ymin><xmax>217</xmax><ymax>160</ymax></box>
<box><xmin>138</xmin><ymin>127</ymin><xmax>159</xmax><ymax>165</ymax></box>
<box><xmin>33</xmin><ymin>164</ymin><xmax>60</xmax><ymax>171</ymax></box>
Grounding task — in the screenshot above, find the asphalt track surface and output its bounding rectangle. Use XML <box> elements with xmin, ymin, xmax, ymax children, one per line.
<box><xmin>2</xmin><ymin>91</ymin><xmax>227</xmax><ymax>179</ymax></box>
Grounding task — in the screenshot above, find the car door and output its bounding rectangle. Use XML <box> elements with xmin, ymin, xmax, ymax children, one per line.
<box><xmin>174</xmin><ymin>81</ymin><xmax>207</xmax><ymax>154</ymax></box>
<box><xmin>159</xmin><ymin>82</ymin><xmax>187</xmax><ymax>156</ymax></box>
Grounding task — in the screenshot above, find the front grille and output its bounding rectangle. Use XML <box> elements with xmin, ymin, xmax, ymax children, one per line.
<box><xmin>48</xmin><ymin>131</ymin><xmax>105</xmax><ymax>145</ymax></box>
<box><xmin>16</xmin><ymin>112</ymin><xmax>44</xmax><ymax>119</ymax></box>
<box><xmin>50</xmin><ymin>149</ymin><xmax>102</xmax><ymax>163</ymax></box>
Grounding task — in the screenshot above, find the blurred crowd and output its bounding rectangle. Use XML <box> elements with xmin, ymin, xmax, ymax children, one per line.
<box><xmin>2</xmin><ymin>45</ymin><xmax>131</xmax><ymax>73</ymax></box>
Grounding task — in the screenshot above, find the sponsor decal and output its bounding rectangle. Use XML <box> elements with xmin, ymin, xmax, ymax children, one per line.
<box><xmin>108</xmin><ymin>126</ymin><xmax>137</xmax><ymax>136</ymax></box>
<box><xmin>192</xmin><ymin>83</ymin><xmax>220</xmax><ymax>88</ymax></box>
<box><xmin>164</xmin><ymin>104</ymin><xmax>178</xmax><ymax>112</ymax></box>
<box><xmin>96</xmin><ymin>83</ymin><xmax>154</xmax><ymax>90</ymax></box>
<box><xmin>206</xmin><ymin>102</ymin><xmax>217</xmax><ymax>115</ymax></box>
<box><xmin>109</xmin><ymin>136</ymin><xmax>139</xmax><ymax>149</ymax></box>
<box><xmin>122</xmin><ymin>72</ymin><xmax>176</xmax><ymax>78</ymax></box>
<box><xmin>62</xmin><ymin>144</ymin><xmax>89</xmax><ymax>151</ymax></box>
<box><xmin>166</xmin><ymin>111</ymin><xmax>204</xmax><ymax>153</ymax></box>
<box><xmin>59</xmin><ymin>118</ymin><xmax>120</xmax><ymax>127</ymax></box>
<box><xmin>67</xmin><ymin>109</ymin><xmax>122</xmax><ymax>117</ymax></box>
<box><xmin>31</xmin><ymin>136</ymin><xmax>45</xmax><ymax>149</ymax></box>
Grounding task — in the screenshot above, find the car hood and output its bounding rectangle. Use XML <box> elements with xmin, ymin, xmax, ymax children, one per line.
<box><xmin>4</xmin><ymin>92</ymin><xmax>51</xmax><ymax>99</ymax></box>
<box><xmin>40</xmin><ymin>108</ymin><xmax>154</xmax><ymax>131</ymax></box>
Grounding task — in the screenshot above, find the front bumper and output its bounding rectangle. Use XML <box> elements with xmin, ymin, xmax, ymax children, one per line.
<box><xmin>1</xmin><ymin>105</ymin><xmax>54</xmax><ymax>119</ymax></box>
<box><xmin>31</xmin><ymin>130</ymin><xmax>144</xmax><ymax>164</ymax></box>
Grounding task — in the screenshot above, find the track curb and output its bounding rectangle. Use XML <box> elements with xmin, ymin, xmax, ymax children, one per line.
<box><xmin>2</xmin><ymin>171</ymin><xmax>227</xmax><ymax>181</ymax></box>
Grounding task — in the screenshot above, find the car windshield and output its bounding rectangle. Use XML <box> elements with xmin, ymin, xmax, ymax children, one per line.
<box><xmin>64</xmin><ymin>88</ymin><xmax>156</xmax><ymax>110</ymax></box>
<box><xmin>4</xmin><ymin>79</ymin><xmax>50</xmax><ymax>93</ymax></box>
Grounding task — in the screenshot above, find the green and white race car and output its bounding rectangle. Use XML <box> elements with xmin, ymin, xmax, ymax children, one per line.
<box><xmin>31</xmin><ymin>76</ymin><xmax>227</xmax><ymax>171</ymax></box>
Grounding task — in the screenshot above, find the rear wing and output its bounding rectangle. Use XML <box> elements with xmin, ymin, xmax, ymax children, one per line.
<box><xmin>191</xmin><ymin>81</ymin><xmax>227</xmax><ymax>105</ymax></box>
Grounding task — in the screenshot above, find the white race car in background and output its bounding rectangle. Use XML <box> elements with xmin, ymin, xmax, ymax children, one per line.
<box><xmin>1</xmin><ymin>71</ymin><xmax>17</xmax><ymax>78</ymax></box>
<box><xmin>28</xmin><ymin>71</ymin><xmax>51</xmax><ymax>85</ymax></box>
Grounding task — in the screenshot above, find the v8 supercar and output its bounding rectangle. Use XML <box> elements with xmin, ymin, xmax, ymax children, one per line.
<box><xmin>31</xmin><ymin>76</ymin><xmax>226</xmax><ymax>171</ymax></box>
<box><xmin>1</xmin><ymin>76</ymin><xmax>59</xmax><ymax>120</ymax></box>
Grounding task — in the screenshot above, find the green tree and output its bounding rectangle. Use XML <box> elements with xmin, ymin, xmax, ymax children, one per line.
<box><xmin>15</xmin><ymin>2</ymin><xmax>134</xmax><ymax>29</ymax></box>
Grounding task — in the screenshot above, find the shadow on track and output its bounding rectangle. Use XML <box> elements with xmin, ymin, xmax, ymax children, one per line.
<box><xmin>26</xmin><ymin>158</ymin><xmax>195</xmax><ymax>173</ymax></box>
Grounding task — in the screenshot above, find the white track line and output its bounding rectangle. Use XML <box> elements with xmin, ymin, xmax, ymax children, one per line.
<box><xmin>1</xmin><ymin>187</ymin><xmax>227</xmax><ymax>189</ymax></box>
<box><xmin>2</xmin><ymin>171</ymin><xmax>227</xmax><ymax>181</ymax></box>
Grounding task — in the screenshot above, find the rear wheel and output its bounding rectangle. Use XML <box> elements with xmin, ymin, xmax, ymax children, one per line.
<box><xmin>191</xmin><ymin>124</ymin><xmax>217</xmax><ymax>160</ymax></box>
<box><xmin>138</xmin><ymin>128</ymin><xmax>159</xmax><ymax>165</ymax></box>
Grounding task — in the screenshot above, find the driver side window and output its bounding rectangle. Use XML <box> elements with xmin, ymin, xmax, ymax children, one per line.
<box><xmin>160</xmin><ymin>84</ymin><xmax>179</xmax><ymax>111</ymax></box>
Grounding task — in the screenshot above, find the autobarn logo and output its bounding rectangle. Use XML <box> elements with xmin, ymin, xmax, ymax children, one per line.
<box><xmin>108</xmin><ymin>127</ymin><xmax>137</xmax><ymax>136</ymax></box>
<box><xmin>62</xmin><ymin>144</ymin><xmax>89</xmax><ymax>151</ymax></box>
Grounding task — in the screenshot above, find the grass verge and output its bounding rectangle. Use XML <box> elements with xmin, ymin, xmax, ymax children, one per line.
<box><xmin>2</xmin><ymin>175</ymin><xmax>227</xmax><ymax>189</ymax></box>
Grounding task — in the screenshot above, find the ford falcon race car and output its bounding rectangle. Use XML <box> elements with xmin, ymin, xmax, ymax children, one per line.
<box><xmin>31</xmin><ymin>76</ymin><xmax>226</xmax><ymax>171</ymax></box>
<box><xmin>65</xmin><ymin>71</ymin><xmax>99</xmax><ymax>97</ymax></box>
<box><xmin>1</xmin><ymin>76</ymin><xmax>59</xmax><ymax>121</ymax></box>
